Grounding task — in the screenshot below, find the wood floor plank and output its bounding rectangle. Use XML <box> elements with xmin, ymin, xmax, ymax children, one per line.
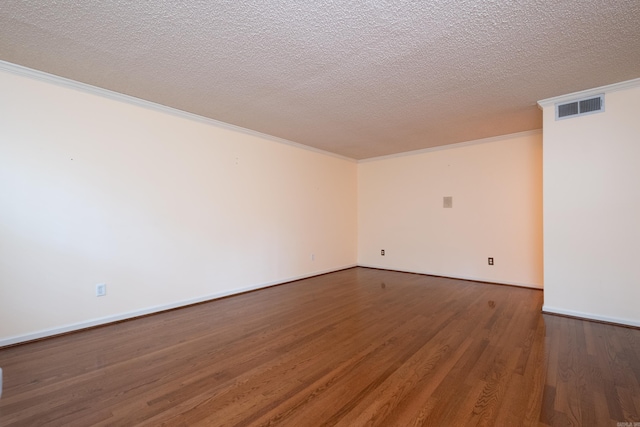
<box><xmin>2</xmin><ymin>267</ymin><xmax>640</xmax><ymax>426</ymax></box>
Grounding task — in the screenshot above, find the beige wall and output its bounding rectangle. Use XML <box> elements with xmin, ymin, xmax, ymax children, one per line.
<box><xmin>0</xmin><ymin>67</ymin><xmax>358</xmax><ymax>345</ymax></box>
<box><xmin>11</xmin><ymin>60</ymin><xmax>606</xmax><ymax>345</ymax></box>
<box><xmin>541</xmin><ymin>80</ymin><xmax>640</xmax><ymax>326</ymax></box>
<box><xmin>358</xmin><ymin>133</ymin><xmax>543</xmax><ymax>288</ymax></box>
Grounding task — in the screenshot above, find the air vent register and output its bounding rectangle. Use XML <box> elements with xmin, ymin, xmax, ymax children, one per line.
<box><xmin>556</xmin><ymin>94</ymin><xmax>604</xmax><ymax>120</ymax></box>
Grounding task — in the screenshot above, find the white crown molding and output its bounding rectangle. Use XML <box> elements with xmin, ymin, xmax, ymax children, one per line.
<box><xmin>0</xmin><ymin>60</ymin><xmax>357</xmax><ymax>163</ymax></box>
<box><xmin>358</xmin><ymin>129</ymin><xmax>542</xmax><ymax>163</ymax></box>
<box><xmin>542</xmin><ymin>305</ymin><xmax>640</xmax><ymax>328</ymax></box>
<box><xmin>537</xmin><ymin>77</ymin><xmax>640</xmax><ymax>108</ymax></box>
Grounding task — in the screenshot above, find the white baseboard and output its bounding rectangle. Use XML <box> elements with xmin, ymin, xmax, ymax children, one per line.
<box><xmin>0</xmin><ymin>264</ymin><xmax>357</xmax><ymax>348</ymax></box>
<box><xmin>357</xmin><ymin>264</ymin><xmax>543</xmax><ymax>290</ymax></box>
<box><xmin>542</xmin><ymin>305</ymin><xmax>640</xmax><ymax>328</ymax></box>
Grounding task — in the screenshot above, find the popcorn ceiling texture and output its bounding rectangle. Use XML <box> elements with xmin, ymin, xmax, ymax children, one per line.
<box><xmin>1</xmin><ymin>1</ymin><xmax>639</xmax><ymax>159</ymax></box>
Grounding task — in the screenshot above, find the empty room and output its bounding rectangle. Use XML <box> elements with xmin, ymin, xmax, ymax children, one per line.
<box><xmin>1</xmin><ymin>2</ymin><xmax>640</xmax><ymax>426</ymax></box>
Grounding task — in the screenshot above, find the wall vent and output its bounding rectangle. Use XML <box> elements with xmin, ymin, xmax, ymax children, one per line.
<box><xmin>556</xmin><ymin>94</ymin><xmax>604</xmax><ymax>120</ymax></box>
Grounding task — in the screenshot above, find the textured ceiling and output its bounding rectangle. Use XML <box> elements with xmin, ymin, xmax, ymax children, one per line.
<box><xmin>1</xmin><ymin>1</ymin><xmax>639</xmax><ymax>159</ymax></box>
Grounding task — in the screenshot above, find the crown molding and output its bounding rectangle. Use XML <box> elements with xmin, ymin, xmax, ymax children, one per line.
<box><xmin>0</xmin><ymin>60</ymin><xmax>357</xmax><ymax>163</ymax></box>
<box><xmin>537</xmin><ymin>77</ymin><xmax>640</xmax><ymax>108</ymax></box>
<box><xmin>358</xmin><ymin>129</ymin><xmax>542</xmax><ymax>163</ymax></box>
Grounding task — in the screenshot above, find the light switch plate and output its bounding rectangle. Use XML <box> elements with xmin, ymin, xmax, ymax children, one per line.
<box><xmin>96</xmin><ymin>283</ymin><xmax>107</xmax><ymax>297</ymax></box>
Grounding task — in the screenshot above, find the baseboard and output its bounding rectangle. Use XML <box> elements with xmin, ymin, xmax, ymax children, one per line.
<box><xmin>0</xmin><ymin>264</ymin><xmax>357</xmax><ymax>348</ymax></box>
<box><xmin>542</xmin><ymin>305</ymin><xmax>640</xmax><ymax>328</ymax></box>
<box><xmin>357</xmin><ymin>264</ymin><xmax>543</xmax><ymax>290</ymax></box>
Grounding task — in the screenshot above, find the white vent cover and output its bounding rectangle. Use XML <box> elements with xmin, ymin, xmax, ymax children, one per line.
<box><xmin>556</xmin><ymin>94</ymin><xmax>604</xmax><ymax>120</ymax></box>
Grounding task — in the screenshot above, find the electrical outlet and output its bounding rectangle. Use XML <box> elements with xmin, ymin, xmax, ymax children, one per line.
<box><xmin>381</xmin><ymin>249</ymin><xmax>385</xmax><ymax>256</ymax></box>
<box><xmin>488</xmin><ymin>257</ymin><xmax>494</xmax><ymax>266</ymax></box>
<box><xmin>311</xmin><ymin>253</ymin><xmax>315</xmax><ymax>261</ymax></box>
<box><xmin>96</xmin><ymin>283</ymin><xmax>107</xmax><ymax>297</ymax></box>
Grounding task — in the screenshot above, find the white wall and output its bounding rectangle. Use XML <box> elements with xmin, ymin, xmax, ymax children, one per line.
<box><xmin>541</xmin><ymin>80</ymin><xmax>640</xmax><ymax>326</ymax></box>
<box><xmin>358</xmin><ymin>132</ymin><xmax>543</xmax><ymax>288</ymax></box>
<box><xmin>0</xmin><ymin>66</ymin><xmax>357</xmax><ymax>345</ymax></box>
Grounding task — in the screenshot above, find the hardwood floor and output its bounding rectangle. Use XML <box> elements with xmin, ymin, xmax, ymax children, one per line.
<box><xmin>1</xmin><ymin>267</ymin><xmax>639</xmax><ymax>426</ymax></box>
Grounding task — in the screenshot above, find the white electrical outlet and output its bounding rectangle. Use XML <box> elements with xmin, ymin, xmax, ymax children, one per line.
<box><xmin>96</xmin><ymin>283</ymin><xmax>107</xmax><ymax>297</ymax></box>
